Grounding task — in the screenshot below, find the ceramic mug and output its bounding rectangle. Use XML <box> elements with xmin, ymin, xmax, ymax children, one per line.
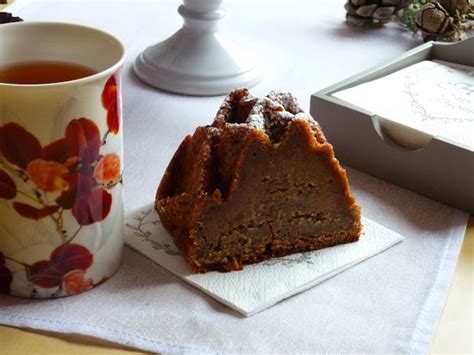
<box><xmin>0</xmin><ymin>22</ymin><xmax>125</xmax><ymax>298</ymax></box>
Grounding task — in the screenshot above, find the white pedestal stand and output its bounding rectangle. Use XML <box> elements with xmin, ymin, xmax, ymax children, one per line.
<box><xmin>134</xmin><ymin>0</ymin><xmax>262</xmax><ymax>96</ymax></box>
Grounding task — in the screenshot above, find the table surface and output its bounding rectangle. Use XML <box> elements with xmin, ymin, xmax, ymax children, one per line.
<box><xmin>0</xmin><ymin>0</ymin><xmax>472</xmax><ymax>353</ymax></box>
<box><xmin>0</xmin><ymin>217</ymin><xmax>472</xmax><ymax>354</ymax></box>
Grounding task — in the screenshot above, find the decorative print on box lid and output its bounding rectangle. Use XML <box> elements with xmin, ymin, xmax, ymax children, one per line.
<box><xmin>332</xmin><ymin>60</ymin><xmax>474</xmax><ymax>150</ymax></box>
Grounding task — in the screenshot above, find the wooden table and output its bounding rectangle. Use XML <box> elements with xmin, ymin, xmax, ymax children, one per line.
<box><xmin>0</xmin><ymin>1</ymin><xmax>472</xmax><ymax>353</ymax></box>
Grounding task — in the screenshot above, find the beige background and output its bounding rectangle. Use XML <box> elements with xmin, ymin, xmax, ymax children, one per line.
<box><xmin>0</xmin><ymin>0</ymin><xmax>472</xmax><ymax>353</ymax></box>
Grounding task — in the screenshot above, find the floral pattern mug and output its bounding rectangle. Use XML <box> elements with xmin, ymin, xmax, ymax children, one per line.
<box><xmin>0</xmin><ymin>22</ymin><xmax>126</xmax><ymax>298</ymax></box>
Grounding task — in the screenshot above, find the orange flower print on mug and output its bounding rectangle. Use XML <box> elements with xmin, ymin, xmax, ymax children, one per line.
<box><xmin>63</xmin><ymin>269</ymin><xmax>94</xmax><ymax>295</ymax></box>
<box><xmin>26</xmin><ymin>160</ymin><xmax>69</xmax><ymax>192</ymax></box>
<box><xmin>94</xmin><ymin>153</ymin><xmax>121</xmax><ymax>184</ymax></box>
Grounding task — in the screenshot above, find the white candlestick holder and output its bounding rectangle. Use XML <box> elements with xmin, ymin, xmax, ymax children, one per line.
<box><xmin>134</xmin><ymin>0</ymin><xmax>263</xmax><ymax>96</ymax></box>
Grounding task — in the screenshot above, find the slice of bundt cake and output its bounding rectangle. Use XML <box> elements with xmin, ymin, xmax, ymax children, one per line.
<box><xmin>156</xmin><ymin>88</ymin><xmax>362</xmax><ymax>273</ymax></box>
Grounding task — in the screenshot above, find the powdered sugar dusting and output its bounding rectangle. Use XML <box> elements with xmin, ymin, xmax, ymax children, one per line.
<box><xmin>213</xmin><ymin>88</ymin><xmax>317</xmax><ymax>140</ymax></box>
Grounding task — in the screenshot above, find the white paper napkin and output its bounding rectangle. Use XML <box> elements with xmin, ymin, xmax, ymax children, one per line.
<box><xmin>125</xmin><ymin>206</ymin><xmax>404</xmax><ymax>316</ymax></box>
<box><xmin>332</xmin><ymin>60</ymin><xmax>474</xmax><ymax>150</ymax></box>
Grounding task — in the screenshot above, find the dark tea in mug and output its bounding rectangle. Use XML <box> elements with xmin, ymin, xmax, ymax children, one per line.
<box><xmin>0</xmin><ymin>61</ymin><xmax>97</xmax><ymax>84</ymax></box>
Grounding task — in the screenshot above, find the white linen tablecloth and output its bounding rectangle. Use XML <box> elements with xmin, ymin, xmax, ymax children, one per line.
<box><xmin>0</xmin><ymin>0</ymin><xmax>469</xmax><ymax>353</ymax></box>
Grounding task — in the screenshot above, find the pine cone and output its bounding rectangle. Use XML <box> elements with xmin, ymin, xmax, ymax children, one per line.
<box><xmin>345</xmin><ymin>0</ymin><xmax>413</xmax><ymax>27</ymax></box>
<box><xmin>415</xmin><ymin>2</ymin><xmax>453</xmax><ymax>35</ymax></box>
<box><xmin>439</xmin><ymin>0</ymin><xmax>472</xmax><ymax>15</ymax></box>
<box><xmin>0</xmin><ymin>12</ymin><xmax>23</xmax><ymax>24</ymax></box>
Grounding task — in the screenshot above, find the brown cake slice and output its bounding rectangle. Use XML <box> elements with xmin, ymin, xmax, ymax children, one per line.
<box><xmin>156</xmin><ymin>88</ymin><xmax>362</xmax><ymax>273</ymax></box>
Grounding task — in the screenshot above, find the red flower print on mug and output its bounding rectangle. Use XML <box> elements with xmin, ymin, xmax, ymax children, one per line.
<box><xmin>65</xmin><ymin>118</ymin><xmax>101</xmax><ymax>166</ymax></box>
<box><xmin>0</xmin><ymin>169</ymin><xmax>16</xmax><ymax>200</ymax></box>
<box><xmin>0</xmin><ymin>123</ymin><xmax>42</xmax><ymax>169</ymax></box>
<box><xmin>29</xmin><ymin>244</ymin><xmax>93</xmax><ymax>288</ymax></box>
<box><xmin>43</xmin><ymin>138</ymin><xmax>79</xmax><ymax>166</ymax></box>
<box><xmin>0</xmin><ymin>114</ymin><xmax>121</xmax><ymax>227</ymax></box>
<box><xmin>13</xmin><ymin>203</ymin><xmax>59</xmax><ymax>220</ymax></box>
<box><xmin>102</xmin><ymin>75</ymin><xmax>120</xmax><ymax>135</ymax></box>
<box><xmin>0</xmin><ymin>73</ymin><xmax>122</xmax><ymax>297</ymax></box>
<box><xmin>72</xmin><ymin>188</ymin><xmax>112</xmax><ymax>226</ymax></box>
<box><xmin>56</xmin><ymin>173</ymin><xmax>94</xmax><ymax>210</ymax></box>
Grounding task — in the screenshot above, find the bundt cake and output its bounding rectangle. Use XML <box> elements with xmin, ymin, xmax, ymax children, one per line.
<box><xmin>156</xmin><ymin>88</ymin><xmax>362</xmax><ymax>273</ymax></box>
